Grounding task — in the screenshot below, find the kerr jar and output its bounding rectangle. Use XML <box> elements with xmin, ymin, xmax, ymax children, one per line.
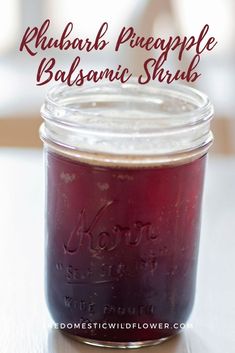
<box><xmin>40</xmin><ymin>82</ymin><xmax>213</xmax><ymax>348</ymax></box>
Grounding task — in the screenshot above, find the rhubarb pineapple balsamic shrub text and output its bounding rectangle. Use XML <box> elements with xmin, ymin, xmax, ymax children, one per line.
<box><xmin>20</xmin><ymin>20</ymin><xmax>218</xmax><ymax>86</ymax></box>
<box><xmin>40</xmin><ymin>82</ymin><xmax>214</xmax><ymax>348</ymax></box>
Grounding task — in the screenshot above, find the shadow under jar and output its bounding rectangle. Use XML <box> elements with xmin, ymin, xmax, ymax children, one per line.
<box><xmin>40</xmin><ymin>82</ymin><xmax>213</xmax><ymax>349</ymax></box>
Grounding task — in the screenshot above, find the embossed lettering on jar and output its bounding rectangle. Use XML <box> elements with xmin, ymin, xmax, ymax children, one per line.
<box><xmin>40</xmin><ymin>82</ymin><xmax>213</xmax><ymax>349</ymax></box>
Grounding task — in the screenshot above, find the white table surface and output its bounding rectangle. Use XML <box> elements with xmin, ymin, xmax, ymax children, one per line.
<box><xmin>0</xmin><ymin>148</ymin><xmax>234</xmax><ymax>353</ymax></box>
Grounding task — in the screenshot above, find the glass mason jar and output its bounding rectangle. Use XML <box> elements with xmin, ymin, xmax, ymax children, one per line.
<box><xmin>40</xmin><ymin>82</ymin><xmax>213</xmax><ymax>349</ymax></box>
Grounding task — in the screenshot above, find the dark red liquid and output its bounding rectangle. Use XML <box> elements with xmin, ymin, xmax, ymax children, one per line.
<box><xmin>45</xmin><ymin>151</ymin><xmax>206</xmax><ymax>342</ymax></box>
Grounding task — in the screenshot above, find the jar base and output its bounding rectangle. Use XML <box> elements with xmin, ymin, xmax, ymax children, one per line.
<box><xmin>63</xmin><ymin>331</ymin><xmax>175</xmax><ymax>349</ymax></box>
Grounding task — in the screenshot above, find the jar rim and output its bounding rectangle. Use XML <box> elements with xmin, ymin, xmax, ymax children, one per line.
<box><xmin>41</xmin><ymin>81</ymin><xmax>213</xmax><ymax>131</ymax></box>
<box><xmin>40</xmin><ymin>81</ymin><xmax>214</xmax><ymax>166</ymax></box>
